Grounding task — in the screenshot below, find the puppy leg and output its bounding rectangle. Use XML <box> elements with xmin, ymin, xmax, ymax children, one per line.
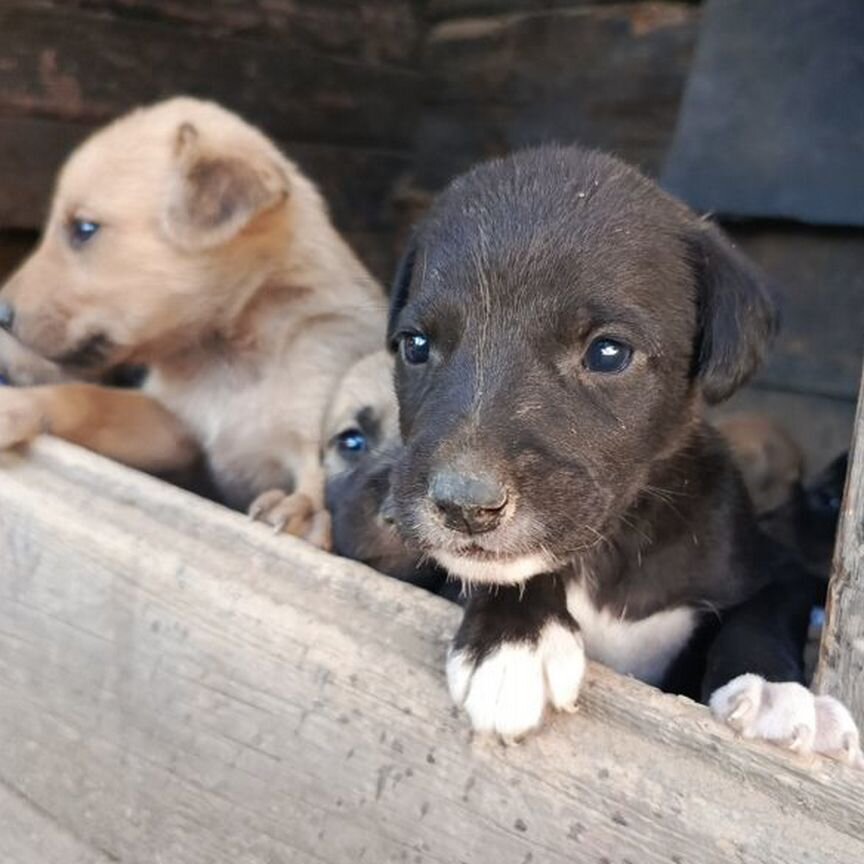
<box><xmin>249</xmin><ymin>459</ymin><xmax>332</xmax><ymax>551</ymax></box>
<box><xmin>448</xmin><ymin>574</ymin><xmax>584</xmax><ymax>742</ymax></box>
<box><xmin>0</xmin><ymin>330</ymin><xmax>72</xmax><ymax>385</ymax></box>
<box><xmin>0</xmin><ymin>383</ymin><xmax>199</xmax><ymax>473</ymax></box>
<box><xmin>704</xmin><ymin>573</ymin><xmax>862</xmax><ymax>765</ymax></box>
<box><xmin>709</xmin><ymin>676</ymin><xmax>816</xmax><ymax>754</ymax></box>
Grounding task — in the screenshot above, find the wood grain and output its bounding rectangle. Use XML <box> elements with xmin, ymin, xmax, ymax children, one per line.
<box><xmin>816</xmin><ymin>364</ymin><xmax>864</xmax><ymax>726</ymax></box>
<box><xmin>38</xmin><ymin>0</ymin><xmax>420</xmax><ymax>67</ymax></box>
<box><xmin>0</xmin><ymin>437</ymin><xmax>862</xmax><ymax>864</ymax></box>
<box><xmin>730</xmin><ymin>224</ymin><xmax>864</xmax><ymax>402</ymax></box>
<box><xmin>410</xmin><ymin>2</ymin><xmax>699</xmax><ymax>191</ymax></box>
<box><xmin>0</xmin><ymin>4</ymin><xmax>418</xmax><ymax>149</ymax></box>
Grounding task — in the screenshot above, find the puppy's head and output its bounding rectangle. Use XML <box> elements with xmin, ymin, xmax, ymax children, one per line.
<box><xmin>388</xmin><ymin>147</ymin><xmax>777</xmax><ymax>585</ymax></box>
<box><xmin>324</xmin><ymin>350</ymin><xmax>448</xmax><ymax>591</ymax></box>
<box><xmin>0</xmin><ymin>97</ymin><xmax>290</xmax><ymax>369</ymax></box>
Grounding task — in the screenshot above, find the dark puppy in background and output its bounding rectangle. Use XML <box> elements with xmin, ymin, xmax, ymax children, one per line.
<box><xmin>323</xmin><ymin>350</ymin><xmax>461</xmax><ymax>602</ymax></box>
<box><xmin>386</xmin><ymin>146</ymin><xmax>859</xmax><ymax>761</ymax></box>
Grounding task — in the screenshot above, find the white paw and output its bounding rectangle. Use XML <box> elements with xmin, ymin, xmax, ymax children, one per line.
<box><xmin>710</xmin><ymin>674</ymin><xmax>816</xmax><ymax>753</ymax></box>
<box><xmin>447</xmin><ymin>622</ymin><xmax>585</xmax><ymax>741</ymax></box>
<box><xmin>712</xmin><ymin>675</ymin><xmax>864</xmax><ymax>767</ymax></box>
<box><xmin>813</xmin><ymin>695</ymin><xmax>862</xmax><ymax>766</ymax></box>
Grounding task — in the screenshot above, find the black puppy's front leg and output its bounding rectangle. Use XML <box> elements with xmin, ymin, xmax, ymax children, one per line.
<box><xmin>447</xmin><ymin>573</ymin><xmax>585</xmax><ymax>740</ymax></box>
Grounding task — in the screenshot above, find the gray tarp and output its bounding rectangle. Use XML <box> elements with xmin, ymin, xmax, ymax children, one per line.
<box><xmin>662</xmin><ymin>0</ymin><xmax>864</xmax><ymax>226</ymax></box>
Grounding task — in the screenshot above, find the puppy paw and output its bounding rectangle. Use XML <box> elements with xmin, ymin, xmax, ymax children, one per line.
<box><xmin>710</xmin><ymin>674</ymin><xmax>816</xmax><ymax>753</ymax></box>
<box><xmin>447</xmin><ymin>622</ymin><xmax>585</xmax><ymax>742</ymax></box>
<box><xmin>248</xmin><ymin>489</ymin><xmax>332</xmax><ymax>551</ymax></box>
<box><xmin>813</xmin><ymin>694</ymin><xmax>863</xmax><ymax>766</ymax></box>
<box><xmin>0</xmin><ymin>387</ymin><xmax>43</xmax><ymax>449</ymax></box>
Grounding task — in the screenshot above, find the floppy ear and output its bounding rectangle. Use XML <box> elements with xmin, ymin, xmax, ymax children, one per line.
<box><xmin>387</xmin><ymin>235</ymin><xmax>418</xmax><ymax>349</ymax></box>
<box><xmin>689</xmin><ymin>221</ymin><xmax>779</xmax><ymax>404</ymax></box>
<box><xmin>163</xmin><ymin>122</ymin><xmax>289</xmax><ymax>250</ymax></box>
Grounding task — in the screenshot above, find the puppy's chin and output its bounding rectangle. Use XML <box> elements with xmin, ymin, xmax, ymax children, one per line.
<box><xmin>432</xmin><ymin>549</ymin><xmax>556</xmax><ymax>586</ymax></box>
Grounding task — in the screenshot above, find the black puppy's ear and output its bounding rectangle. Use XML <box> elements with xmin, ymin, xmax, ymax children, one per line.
<box><xmin>387</xmin><ymin>236</ymin><xmax>418</xmax><ymax>349</ymax></box>
<box><xmin>689</xmin><ymin>221</ymin><xmax>779</xmax><ymax>404</ymax></box>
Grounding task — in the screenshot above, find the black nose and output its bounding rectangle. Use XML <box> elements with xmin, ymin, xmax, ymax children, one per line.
<box><xmin>429</xmin><ymin>469</ymin><xmax>509</xmax><ymax>535</ymax></box>
<box><xmin>0</xmin><ymin>302</ymin><xmax>14</xmax><ymax>332</ymax></box>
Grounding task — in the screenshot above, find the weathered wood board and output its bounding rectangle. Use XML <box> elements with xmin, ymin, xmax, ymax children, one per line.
<box><xmin>730</xmin><ymin>224</ymin><xmax>864</xmax><ymax>403</ymax></box>
<box><xmin>410</xmin><ymin>2</ymin><xmax>699</xmax><ymax>192</ymax></box>
<box><xmin>0</xmin><ymin>438</ymin><xmax>862</xmax><ymax>864</ymax></box>
<box><xmin>0</xmin><ymin>3</ymin><xmax>418</xmax><ymax>148</ymax></box>
<box><xmin>46</xmin><ymin>0</ymin><xmax>420</xmax><ymax>68</ymax></box>
<box><xmin>816</xmin><ymin>364</ymin><xmax>864</xmax><ymax>725</ymax></box>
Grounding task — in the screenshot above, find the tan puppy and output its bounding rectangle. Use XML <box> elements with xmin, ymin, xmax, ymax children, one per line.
<box><xmin>321</xmin><ymin>350</ymin><xmax>459</xmax><ymax>599</ymax></box>
<box><xmin>715</xmin><ymin>412</ymin><xmax>805</xmax><ymax>514</ymax></box>
<box><xmin>0</xmin><ymin>97</ymin><xmax>386</xmax><ymax>545</ymax></box>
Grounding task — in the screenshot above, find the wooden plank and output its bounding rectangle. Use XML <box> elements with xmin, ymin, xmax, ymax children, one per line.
<box><xmin>426</xmin><ymin>0</ymin><xmax>634</xmax><ymax>20</ymax></box>
<box><xmin>38</xmin><ymin>0</ymin><xmax>421</xmax><ymax>67</ymax></box>
<box><xmin>0</xmin><ymin>116</ymin><xmax>91</xmax><ymax>232</ymax></box>
<box><xmin>0</xmin><ymin>783</ymin><xmax>115</xmax><ymax>864</ymax></box>
<box><xmin>729</xmin><ymin>224</ymin><xmax>864</xmax><ymax>402</ymax></box>
<box><xmin>0</xmin><ymin>116</ymin><xmax>410</xmax><ymax>244</ymax></box>
<box><xmin>0</xmin><ymin>232</ymin><xmax>35</xmax><ymax>282</ymax></box>
<box><xmin>0</xmin><ymin>5</ymin><xmax>419</xmax><ymax>149</ymax></box>
<box><xmin>410</xmin><ymin>2</ymin><xmax>699</xmax><ymax>188</ymax></box>
<box><xmin>816</xmin><ymin>364</ymin><xmax>864</xmax><ymax>726</ymax></box>
<box><xmin>0</xmin><ymin>438</ymin><xmax>862</xmax><ymax>863</ymax></box>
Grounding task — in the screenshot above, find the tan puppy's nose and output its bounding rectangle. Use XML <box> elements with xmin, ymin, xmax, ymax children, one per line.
<box><xmin>0</xmin><ymin>302</ymin><xmax>14</xmax><ymax>332</ymax></box>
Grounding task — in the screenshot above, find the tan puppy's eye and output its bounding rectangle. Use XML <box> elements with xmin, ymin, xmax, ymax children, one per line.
<box><xmin>335</xmin><ymin>428</ymin><xmax>368</xmax><ymax>456</ymax></box>
<box><xmin>68</xmin><ymin>218</ymin><xmax>101</xmax><ymax>249</ymax></box>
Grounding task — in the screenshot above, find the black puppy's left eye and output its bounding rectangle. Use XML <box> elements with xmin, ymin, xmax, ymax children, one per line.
<box><xmin>336</xmin><ymin>428</ymin><xmax>368</xmax><ymax>455</ymax></box>
<box><xmin>400</xmin><ymin>332</ymin><xmax>430</xmax><ymax>365</ymax></box>
<box><xmin>584</xmin><ymin>337</ymin><xmax>633</xmax><ymax>374</ymax></box>
<box><xmin>69</xmin><ymin>218</ymin><xmax>101</xmax><ymax>249</ymax></box>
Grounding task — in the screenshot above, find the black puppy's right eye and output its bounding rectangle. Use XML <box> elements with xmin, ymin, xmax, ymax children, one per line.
<box><xmin>583</xmin><ymin>337</ymin><xmax>633</xmax><ymax>374</ymax></box>
<box><xmin>400</xmin><ymin>332</ymin><xmax>430</xmax><ymax>365</ymax></box>
<box><xmin>336</xmin><ymin>428</ymin><xmax>368</xmax><ymax>455</ymax></box>
<box><xmin>69</xmin><ymin>218</ymin><xmax>101</xmax><ymax>249</ymax></box>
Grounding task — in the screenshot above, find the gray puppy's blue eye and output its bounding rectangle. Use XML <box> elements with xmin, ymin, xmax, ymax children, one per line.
<box><xmin>69</xmin><ymin>219</ymin><xmax>100</xmax><ymax>249</ymax></box>
<box><xmin>400</xmin><ymin>332</ymin><xmax>430</xmax><ymax>365</ymax></box>
<box><xmin>584</xmin><ymin>337</ymin><xmax>633</xmax><ymax>373</ymax></box>
<box><xmin>337</xmin><ymin>428</ymin><xmax>368</xmax><ymax>454</ymax></box>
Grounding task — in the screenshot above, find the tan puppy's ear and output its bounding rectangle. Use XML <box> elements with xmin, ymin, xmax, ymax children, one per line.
<box><xmin>163</xmin><ymin>122</ymin><xmax>289</xmax><ymax>250</ymax></box>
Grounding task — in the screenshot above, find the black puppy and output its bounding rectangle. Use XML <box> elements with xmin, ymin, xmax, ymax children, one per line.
<box><xmin>759</xmin><ymin>451</ymin><xmax>849</xmax><ymax>582</ymax></box>
<box><xmin>386</xmin><ymin>146</ymin><xmax>859</xmax><ymax>759</ymax></box>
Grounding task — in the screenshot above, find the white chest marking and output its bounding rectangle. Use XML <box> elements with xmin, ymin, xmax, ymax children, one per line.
<box><xmin>565</xmin><ymin>581</ymin><xmax>696</xmax><ymax>685</ymax></box>
<box><xmin>433</xmin><ymin>550</ymin><xmax>554</xmax><ymax>585</ymax></box>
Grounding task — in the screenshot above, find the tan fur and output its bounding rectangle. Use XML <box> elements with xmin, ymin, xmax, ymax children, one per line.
<box><xmin>716</xmin><ymin>412</ymin><xmax>804</xmax><ymax>513</ymax></box>
<box><xmin>0</xmin><ymin>97</ymin><xmax>386</xmax><ymax>542</ymax></box>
